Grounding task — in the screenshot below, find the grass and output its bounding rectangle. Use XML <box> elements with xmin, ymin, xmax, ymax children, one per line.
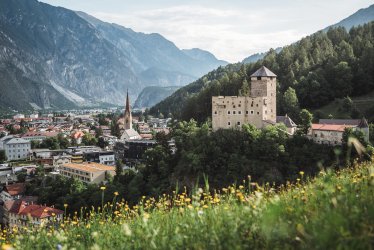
<box><xmin>1</xmin><ymin>161</ymin><xmax>374</xmax><ymax>249</ymax></box>
<box><xmin>314</xmin><ymin>91</ymin><xmax>374</xmax><ymax>121</ymax></box>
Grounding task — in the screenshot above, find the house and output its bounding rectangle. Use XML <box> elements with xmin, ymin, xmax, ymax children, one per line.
<box><xmin>123</xmin><ymin>140</ymin><xmax>157</xmax><ymax>167</ymax></box>
<box><xmin>3</xmin><ymin>200</ymin><xmax>63</xmax><ymax>227</ymax></box>
<box><xmin>83</xmin><ymin>151</ymin><xmax>115</xmax><ymax>166</ymax></box>
<box><xmin>4</xmin><ymin>138</ymin><xmax>31</xmax><ymax>161</ymax></box>
<box><xmin>276</xmin><ymin>115</ymin><xmax>298</xmax><ymax>135</ymax></box>
<box><xmin>59</xmin><ymin>162</ymin><xmax>116</xmax><ymax>184</ymax></box>
<box><xmin>21</xmin><ymin>131</ymin><xmax>59</xmax><ymax>141</ymax></box>
<box><xmin>309</xmin><ymin>118</ymin><xmax>369</xmax><ymax>145</ymax></box>
<box><xmin>0</xmin><ymin>183</ymin><xmax>26</xmax><ymax>202</ymax></box>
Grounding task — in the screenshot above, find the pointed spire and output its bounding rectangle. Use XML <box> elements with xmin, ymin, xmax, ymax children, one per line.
<box><xmin>125</xmin><ymin>89</ymin><xmax>130</xmax><ymax>113</ymax></box>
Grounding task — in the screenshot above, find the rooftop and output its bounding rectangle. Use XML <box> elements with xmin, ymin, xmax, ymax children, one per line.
<box><xmin>250</xmin><ymin>66</ymin><xmax>277</xmax><ymax>77</ymax></box>
<box><xmin>4</xmin><ymin>183</ymin><xmax>26</xmax><ymax>196</ymax></box>
<box><xmin>62</xmin><ymin>162</ymin><xmax>115</xmax><ymax>173</ymax></box>
<box><xmin>311</xmin><ymin>124</ymin><xmax>353</xmax><ymax>132</ymax></box>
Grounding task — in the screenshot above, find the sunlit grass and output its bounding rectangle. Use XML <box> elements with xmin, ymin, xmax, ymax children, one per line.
<box><xmin>1</xmin><ymin>161</ymin><xmax>374</xmax><ymax>249</ymax></box>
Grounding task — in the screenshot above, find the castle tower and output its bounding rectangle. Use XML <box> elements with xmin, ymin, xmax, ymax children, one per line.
<box><xmin>250</xmin><ymin>66</ymin><xmax>277</xmax><ymax>123</ymax></box>
<box><xmin>211</xmin><ymin>66</ymin><xmax>277</xmax><ymax>131</ymax></box>
<box><xmin>124</xmin><ymin>90</ymin><xmax>132</xmax><ymax>130</ymax></box>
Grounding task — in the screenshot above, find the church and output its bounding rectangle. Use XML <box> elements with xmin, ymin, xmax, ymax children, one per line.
<box><xmin>118</xmin><ymin>90</ymin><xmax>141</xmax><ymax>141</ymax></box>
<box><xmin>212</xmin><ymin>66</ymin><xmax>279</xmax><ymax>130</ymax></box>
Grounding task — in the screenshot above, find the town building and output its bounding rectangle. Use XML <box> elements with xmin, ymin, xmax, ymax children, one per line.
<box><xmin>3</xmin><ymin>200</ymin><xmax>63</xmax><ymax>227</ymax></box>
<box><xmin>0</xmin><ymin>183</ymin><xmax>26</xmax><ymax>202</ymax></box>
<box><xmin>83</xmin><ymin>151</ymin><xmax>115</xmax><ymax>166</ymax></box>
<box><xmin>119</xmin><ymin>90</ymin><xmax>141</xmax><ymax>141</ymax></box>
<box><xmin>59</xmin><ymin>162</ymin><xmax>116</xmax><ymax>184</ymax></box>
<box><xmin>21</xmin><ymin>131</ymin><xmax>59</xmax><ymax>141</ymax></box>
<box><xmin>212</xmin><ymin>66</ymin><xmax>278</xmax><ymax>130</ymax></box>
<box><xmin>124</xmin><ymin>140</ymin><xmax>157</xmax><ymax>166</ymax></box>
<box><xmin>4</xmin><ymin>138</ymin><xmax>31</xmax><ymax>161</ymax></box>
<box><xmin>309</xmin><ymin>118</ymin><xmax>369</xmax><ymax>145</ymax></box>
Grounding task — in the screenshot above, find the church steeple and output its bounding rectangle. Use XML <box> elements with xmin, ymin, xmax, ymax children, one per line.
<box><xmin>125</xmin><ymin>89</ymin><xmax>130</xmax><ymax>114</ymax></box>
<box><xmin>124</xmin><ymin>89</ymin><xmax>132</xmax><ymax>130</ymax></box>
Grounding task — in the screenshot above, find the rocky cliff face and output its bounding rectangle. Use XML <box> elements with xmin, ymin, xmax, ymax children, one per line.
<box><xmin>134</xmin><ymin>86</ymin><xmax>181</xmax><ymax>109</ymax></box>
<box><xmin>0</xmin><ymin>0</ymin><xmax>227</xmax><ymax>111</ymax></box>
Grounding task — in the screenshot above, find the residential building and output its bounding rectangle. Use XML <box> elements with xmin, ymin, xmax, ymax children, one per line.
<box><xmin>124</xmin><ymin>140</ymin><xmax>157</xmax><ymax>166</ymax></box>
<box><xmin>309</xmin><ymin>118</ymin><xmax>370</xmax><ymax>145</ymax></box>
<box><xmin>212</xmin><ymin>66</ymin><xmax>278</xmax><ymax>130</ymax></box>
<box><xmin>4</xmin><ymin>138</ymin><xmax>31</xmax><ymax>161</ymax></box>
<box><xmin>0</xmin><ymin>183</ymin><xmax>26</xmax><ymax>202</ymax></box>
<box><xmin>3</xmin><ymin>200</ymin><xmax>63</xmax><ymax>227</ymax></box>
<box><xmin>83</xmin><ymin>151</ymin><xmax>115</xmax><ymax>166</ymax></box>
<box><xmin>59</xmin><ymin>162</ymin><xmax>116</xmax><ymax>184</ymax></box>
<box><xmin>21</xmin><ymin>131</ymin><xmax>59</xmax><ymax>141</ymax></box>
<box><xmin>53</xmin><ymin>155</ymin><xmax>72</xmax><ymax>169</ymax></box>
<box><xmin>276</xmin><ymin>115</ymin><xmax>298</xmax><ymax>135</ymax></box>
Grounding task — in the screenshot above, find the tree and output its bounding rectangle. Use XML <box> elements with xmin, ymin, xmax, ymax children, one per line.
<box><xmin>16</xmin><ymin>171</ymin><xmax>26</xmax><ymax>182</ymax></box>
<box><xmin>0</xmin><ymin>150</ymin><xmax>7</xmax><ymax>163</ymax></box>
<box><xmin>283</xmin><ymin>87</ymin><xmax>300</xmax><ymax>117</ymax></box>
<box><xmin>298</xmin><ymin>109</ymin><xmax>313</xmax><ymax>135</ymax></box>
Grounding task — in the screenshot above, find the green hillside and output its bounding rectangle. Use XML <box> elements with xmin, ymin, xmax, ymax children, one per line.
<box><xmin>3</xmin><ymin>161</ymin><xmax>373</xmax><ymax>249</ymax></box>
<box><xmin>151</xmin><ymin>22</ymin><xmax>374</xmax><ymax>123</ymax></box>
<box><xmin>314</xmin><ymin>91</ymin><xmax>374</xmax><ymax>121</ymax></box>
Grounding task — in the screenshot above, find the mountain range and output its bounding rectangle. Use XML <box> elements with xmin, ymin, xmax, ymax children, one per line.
<box><xmin>0</xmin><ymin>0</ymin><xmax>227</xmax><ymax>111</ymax></box>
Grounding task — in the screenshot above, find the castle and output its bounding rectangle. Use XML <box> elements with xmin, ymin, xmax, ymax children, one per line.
<box><xmin>212</xmin><ymin>66</ymin><xmax>278</xmax><ymax>130</ymax></box>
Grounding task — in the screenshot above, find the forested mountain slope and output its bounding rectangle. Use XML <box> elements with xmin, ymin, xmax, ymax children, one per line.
<box><xmin>151</xmin><ymin>22</ymin><xmax>374</xmax><ymax>123</ymax></box>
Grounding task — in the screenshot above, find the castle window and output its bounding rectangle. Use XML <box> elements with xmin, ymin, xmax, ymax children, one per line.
<box><xmin>238</xmin><ymin>104</ymin><xmax>241</xmax><ymax>107</ymax></box>
<box><xmin>257</xmin><ymin>112</ymin><xmax>260</xmax><ymax>115</ymax></box>
<box><xmin>251</xmin><ymin>101</ymin><xmax>254</xmax><ymax>107</ymax></box>
<box><xmin>233</xmin><ymin>111</ymin><xmax>236</xmax><ymax>115</ymax></box>
<box><xmin>214</xmin><ymin>111</ymin><xmax>217</xmax><ymax>115</ymax></box>
<box><xmin>227</xmin><ymin>111</ymin><xmax>231</xmax><ymax>115</ymax></box>
<box><xmin>228</xmin><ymin>122</ymin><xmax>231</xmax><ymax>126</ymax></box>
<box><xmin>246</xmin><ymin>111</ymin><xmax>249</xmax><ymax>114</ymax></box>
<box><xmin>238</xmin><ymin>111</ymin><xmax>242</xmax><ymax>114</ymax></box>
<box><xmin>233</xmin><ymin>105</ymin><xmax>236</xmax><ymax>108</ymax></box>
<box><xmin>250</xmin><ymin>110</ymin><xmax>254</xmax><ymax>115</ymax></box>
<box><xmin>257</xmin><ymin>77</ymin><xmax>261</xmax><ymax>80</ymax></box>
<box><xmin>237</xmin><ymin>122</ymin><xmax>241</xmax><ymax>126</ymax></box>
<box><xmin>256</xmin><ymin>104</ymin><xmax>259</xmax><ymax>107</ymax></box>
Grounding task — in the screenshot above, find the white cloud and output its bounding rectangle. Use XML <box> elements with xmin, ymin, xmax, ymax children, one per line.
<box><xmin>89</xmin><ymin>3</ymin><xmax>350</xmax><ymax>62</ymax></box>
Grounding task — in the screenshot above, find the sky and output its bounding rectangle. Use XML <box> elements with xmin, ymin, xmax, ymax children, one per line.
<box><xmin>41</xmin><ymin>0</ymin><xmax>374</xmax><ymax>62</ymax></box>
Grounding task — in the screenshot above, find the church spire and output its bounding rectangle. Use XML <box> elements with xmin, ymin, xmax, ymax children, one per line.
<box><xmin>125</xmin><ymin>89</ymin><xmax>130</xmax><ymax>113</ymax></box>
<box><xmin>124</xmin><ymin>89</ymin><xmax>132</xmax><ymax>130</ymax></box>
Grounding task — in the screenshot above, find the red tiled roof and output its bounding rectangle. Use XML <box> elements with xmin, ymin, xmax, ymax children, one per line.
<box><xmin>4</xmin><ymin>183</ymin><xmax>26</xmax><ymax>196</ymax></box>
<box><xmin>19</xmin><ymin>205</ymin><xmax>63</xmax><ymax>218</ymax></box>
<box><xmin>5</xmin><ymin>200</ymin><xmax>63</xmax><ymax>219</ymax></box>
<box><xmin>311</xmin><ymin>124</ymin><xmax>353</xmax><ymax>132</ymax></box>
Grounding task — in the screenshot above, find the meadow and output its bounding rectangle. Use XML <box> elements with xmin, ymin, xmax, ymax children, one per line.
<box><xmin>1</xmin><ymin>161</ymin><xmax>374</xmax><ymax>250</ymax></box>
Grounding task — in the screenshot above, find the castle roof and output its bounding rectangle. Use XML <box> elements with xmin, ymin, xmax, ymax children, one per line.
<box><xmin>251</xmin><ymin>66</ymin><xmax>277</xmax><ymax>77</ymax></box>
<box><xmin>276</xmin><ymin>115</ymin><xmax>297</xmax><ymax>128</ymax></box>
<box><xmin>318</xmin><ymin>119</ymin><xmax>362</xmax><ymax>126</ymax></box>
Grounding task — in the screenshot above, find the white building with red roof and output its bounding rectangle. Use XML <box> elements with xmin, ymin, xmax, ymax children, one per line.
<box><xmin>3</xmin><ymin>200</ymin><xmax>63</xmax><ymax>227</ymax></box>
<box><xmin>308</xmin><ymin>118</ymin><xmax>369</xmax><ymax>145</ymax></box>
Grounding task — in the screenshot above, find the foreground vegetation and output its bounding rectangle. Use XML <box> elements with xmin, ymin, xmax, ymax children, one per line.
<box><xmin>2</xmin><ymin>160</ymin><xmax>374</xmax><ymax>249</ymax></box>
